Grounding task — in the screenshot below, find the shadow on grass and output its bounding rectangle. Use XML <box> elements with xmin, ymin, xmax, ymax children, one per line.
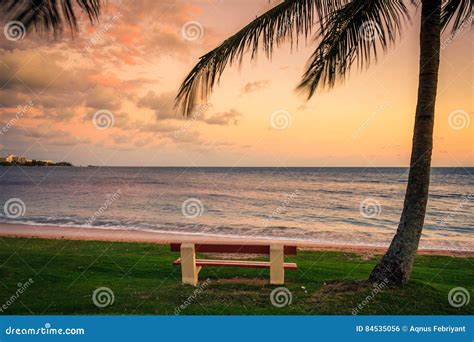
<box><xmin>310</xmin><ymin>280</ymin><xmax>473</xmax><ymax>315</ymax></box>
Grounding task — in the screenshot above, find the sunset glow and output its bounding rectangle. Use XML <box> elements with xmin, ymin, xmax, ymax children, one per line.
<box><xmin>0</xmin><ymin>0</ymin><xmax>472</xmax><ymax>166</ymax></box>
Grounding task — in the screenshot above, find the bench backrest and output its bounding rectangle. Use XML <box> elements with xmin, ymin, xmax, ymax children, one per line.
<box><xmin>170</xmin><ymin>243</ymin><xmax>297</xmax><ymax>255</ymax></box>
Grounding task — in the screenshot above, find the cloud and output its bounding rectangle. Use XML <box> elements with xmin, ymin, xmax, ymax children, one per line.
<box><xmin>137</xmin><ymin>91</ymin><xmax>177</xmax><ymax>120</ymax></box>
<box><xmin>134</xmin><ymin>138</ymin><xmax>152</xmax><ymax>147</ymax></box>
<box><xmin>112</xmin><ymin>134</ymin><xmax>130</xmax><ymax>144</ymax></box>
<box><xmin>2</xmin><ymin>124</ymin><xmax>90</xmax><ymax>146</ymax></box>
<box><xmin>42</xmin><ymin>107</ymin><xmax>76</xmax><ymax>121</ymax></box>
<box><xmin>0</xmin><ymin>90</ymin><xmax>33</xmax><ymax>107</ymax></box>
<box><xmin>0</xmin><ymin>49</ymin><xmax>91</xmax><ymax>93</ymax></box>
<box><xmin>136</xmin><ymin>121</ymin><xmax>179</xmax><ymax>134</ymax></box>
<box><xmin>85</xmin><ymin>86</ymin><xmax>124</xmax><ymax>111</ymax></box>
<box><xmin>202</xmin><ymin>110</ymin><xmax>242</xmax><ymax>126</ymax></box>
<box><xmin>137</xmin><ymin>91</ymin><xmax>241</xmax><ymax>126</ymax></box>
<box><xmin>241</xmin><ymin>80</ymin><xmax>270</xmax><ymax>94</ymax></box>
<box><xmin>0</xmin><ymin>1</ymin><xmax>257</xmax><ymax>164</ymax></box>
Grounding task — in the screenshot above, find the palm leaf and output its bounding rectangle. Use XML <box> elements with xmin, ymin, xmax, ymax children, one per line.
<box><xmin>298</xmin><ymin>0</ymin><xmax>409</xmax><ymax>98</ymax></box>
<box><xmin>175</xmin><ymin>0</ymin><xmax>351</xmax><ymax>116</ymax></box>
<box><xmin>0</xmin><ymin>0</ymin><xmax>103</xmax><ymax>37</ymax></box>
<box><xmin>441</xmin><ymin>0</ymin><xmax>473</xmax><ymax>33</ymax></box>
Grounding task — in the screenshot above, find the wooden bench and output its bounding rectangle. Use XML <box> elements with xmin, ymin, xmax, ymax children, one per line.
<box><xmin>170</xmin><ymin>243</ymin><xmax>297</xmax><ymax>286</ymax></box>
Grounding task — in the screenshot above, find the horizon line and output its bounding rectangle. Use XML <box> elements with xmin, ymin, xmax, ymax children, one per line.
<box><xmin>76</xmin><ymin>165</ymin><xmax>474</xmax><ymax>168</ymax></box>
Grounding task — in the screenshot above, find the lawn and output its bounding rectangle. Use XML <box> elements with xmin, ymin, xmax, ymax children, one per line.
<box><xmin>0</xmin><ymin>237</ymin><xmax>472</xmax><ymax>315</ymax></box>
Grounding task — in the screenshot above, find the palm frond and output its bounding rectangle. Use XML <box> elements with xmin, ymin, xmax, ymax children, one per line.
<box><xmin>297</xmin><ymin>0</ymin><xmax>409</xmax><ymax>98</ymax></box>
<box><xmin>441</xmin><ymin>0</ymin><xmax>473</xmax><ymax>33</ymax></box>
<box><xmin>0</xmin><ymin>0</ymin><xmax>103</xmax><ymax>37</ymax></box>
<box><xmin>175</xmin><ymin>0</ymin><xmax>351</xmax><ymax>116</ymax></box>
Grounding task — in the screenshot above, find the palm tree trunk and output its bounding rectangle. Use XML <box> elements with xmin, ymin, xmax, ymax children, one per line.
<box><xmin>369</xmin><ymin>0</ymin><xmax>441</xmax><ymax>285</ymax></box>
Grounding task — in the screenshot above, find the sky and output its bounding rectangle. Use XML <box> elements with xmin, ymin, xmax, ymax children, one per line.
<box><xmin>0</xmin><ymin>0</ymin><xmax>472</xmax><ymax>167</ymax></box>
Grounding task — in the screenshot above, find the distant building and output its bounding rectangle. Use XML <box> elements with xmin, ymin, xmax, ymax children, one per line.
<box><xmin>12</xmin><ymin>156</ymin><xmax>27</xmax><ymax>164</ymax></box>
<box><xmin>1</xmin><ymin>154</ymin><xmax>35</xmax><ymax>164</ymax></box>
<box><xmin>0</xmin><ymin>154</ymin><xmax>58</xmax><ymax>165</ymax></box>
<box><xmin>4</xmin><ymin>154</ymin><xmax>14</xmax><ymax>163</ymax></box>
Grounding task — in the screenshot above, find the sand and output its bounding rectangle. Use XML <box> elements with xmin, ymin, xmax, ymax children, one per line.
<box><xmin>0</xmin><ymin>223</ymin><xmax>472</xmax><ymax>257</ymax></box>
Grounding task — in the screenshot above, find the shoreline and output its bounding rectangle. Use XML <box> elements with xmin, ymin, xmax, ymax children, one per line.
<box><xmin>0</xmin><ymin>223</ymin><xmax>472</xmax><ymax>257</ymax></box>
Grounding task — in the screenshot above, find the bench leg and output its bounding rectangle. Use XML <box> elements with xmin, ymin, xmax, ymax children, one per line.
<box><xmin>180</xmin><ymin>243</ymin><xmax>200</xmax><ymax>286</ymax></box>
<box><xmin>270</xmin><ymin>244</ymin><xmax>285</xmax><ymax>285</ymax></box>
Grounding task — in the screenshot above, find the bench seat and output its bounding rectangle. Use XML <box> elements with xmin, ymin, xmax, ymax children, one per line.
<box><xmin>171</xmin><ymin>243</ymin><xmax>297</xmax><ymax>286</ymax></box>
<box><xmin>173</xmin><ymin>257</ymin><xmax>297</xmax><ymax>269</ymax></box>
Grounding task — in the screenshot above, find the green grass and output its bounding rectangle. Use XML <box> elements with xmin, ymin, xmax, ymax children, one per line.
<box><xmin>0</xmin><ymin>237</ymin><xmax>472</xmax><ymax>315</ymax></box>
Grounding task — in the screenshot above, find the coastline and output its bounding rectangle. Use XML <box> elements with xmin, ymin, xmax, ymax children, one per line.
<box><xmin>1</xmin><ymin>223</ymin><xmax>472</xmax><ymax>257</ymax></box>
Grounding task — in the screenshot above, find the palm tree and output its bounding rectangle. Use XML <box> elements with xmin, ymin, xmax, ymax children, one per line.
<box><xmin>174</xmin><ymin>0</ymin><xmax>472</xmax><ymax>285</ymax></box>
<box><xmin>0</xmin><ymin>0</ymin><xmax>102</xmax><ymax>38</ymax></box>
<box><xmin>1</xmin><ymin>0</ymin><xmax>472</xmax><ymax>284</ymax></box>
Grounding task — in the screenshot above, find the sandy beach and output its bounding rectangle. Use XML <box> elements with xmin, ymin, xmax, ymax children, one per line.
<box><xmin>1</xmin><ymin>223</ymin><xmax>472</xmax><ymax>257</ymax></box>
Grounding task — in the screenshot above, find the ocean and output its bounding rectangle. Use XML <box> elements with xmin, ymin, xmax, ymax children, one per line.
<box><xmin>0</xmin><ymin>167</ymin><xmax>472</xmax><ymax>251</ymax></box>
